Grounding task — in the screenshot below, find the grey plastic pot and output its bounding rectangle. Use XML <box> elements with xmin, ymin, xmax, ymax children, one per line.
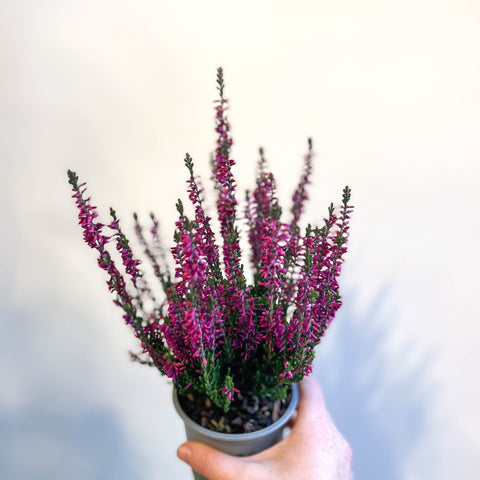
<box><xmin>173</xmin><ymin>384</ymin><xmax>299</xmax><ymax>480</ymax></box>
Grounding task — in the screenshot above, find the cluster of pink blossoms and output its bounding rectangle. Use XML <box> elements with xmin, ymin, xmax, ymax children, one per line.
<box><xmin>68</xmin><ymin>68</ymin><xmax>353</xmax><ymax>412</ymax></box>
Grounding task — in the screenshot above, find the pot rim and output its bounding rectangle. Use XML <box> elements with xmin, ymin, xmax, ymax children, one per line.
<box><xmin>173</xmin><ymin>383</ymin><xmax>299</xmax><ymax>441</ymax></box>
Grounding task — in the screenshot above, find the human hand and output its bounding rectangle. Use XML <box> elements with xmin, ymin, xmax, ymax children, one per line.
<box><xmin>177</xmin><ymin>376</ymin><xmax>353</xmax><ymax>480</ymax></box>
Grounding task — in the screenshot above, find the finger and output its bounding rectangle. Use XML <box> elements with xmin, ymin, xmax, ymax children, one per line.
<box><xmin>290</xmin><ymin>376</ymin><xmax>329</xmax><ymax>435</ymax></box>
<box><xmin>285</xmin><ymin>409</ymin><xmax>298</xmax><ymax>428</ymax></box>
<box><xmin>177</xmin><ymin>441</ymin><xmax>250</xmax><ymax>480</ymax></box>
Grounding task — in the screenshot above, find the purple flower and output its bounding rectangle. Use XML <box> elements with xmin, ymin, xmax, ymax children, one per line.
<box><xmin>66</xmin><ymin>69</ymin><xmax>353</xmax><ymax>412</ymax></box>
<box><xmin>211</xmin><ymin>69</ymin><xmax>244</xmax><ymax>288</ymax></box>
<box><xmin>290</xmin><ymin>138</ymin><xmax>314</xmax><ymax>237</ymax></box>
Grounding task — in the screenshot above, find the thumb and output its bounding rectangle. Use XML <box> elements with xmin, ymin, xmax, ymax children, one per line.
<box><xmin>177</xmin><ymin>441</ymin><xmax>250</xmax><ymax>480</ymax></box>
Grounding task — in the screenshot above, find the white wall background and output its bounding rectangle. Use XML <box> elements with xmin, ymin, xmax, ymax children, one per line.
<box><xmin>1</xmin><ymin>1</ymin><xmax>479</xmax><ymax>479</ymax></box>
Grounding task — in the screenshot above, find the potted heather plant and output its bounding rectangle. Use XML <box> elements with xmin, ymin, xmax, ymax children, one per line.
<box><xmin>67</xmin><ymin>68</ymin><xmax>352</xmax><ymax>480</ymax></box>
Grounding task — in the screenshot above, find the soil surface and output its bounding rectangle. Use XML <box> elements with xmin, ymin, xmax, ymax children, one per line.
<box><xmin>179</xmin><ymin>387</ymin><xmax>293</xmax><ymax>434</ymax></box>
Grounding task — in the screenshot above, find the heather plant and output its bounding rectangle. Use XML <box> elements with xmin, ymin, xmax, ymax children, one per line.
<box><xmin>67</xmin><ymin>68</ymin><xmax>353</xmax><ymax>412</ymax></box>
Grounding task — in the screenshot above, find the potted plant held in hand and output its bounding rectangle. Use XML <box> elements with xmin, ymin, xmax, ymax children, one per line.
<box><xmin>67</xmin><ymin>68</ymin><xmax>353</xmax><ymax>480</ymax></box>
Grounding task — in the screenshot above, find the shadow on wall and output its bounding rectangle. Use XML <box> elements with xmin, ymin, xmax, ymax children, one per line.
<box><xmin>0</xmin><ymin>291</ymin><xmax>142</xmax><ymax>480</ymax></box>
<box><xmin>314</xmin><ymin>286</ymin><xmax>435</xmax><ymax>480</ymax></box>
<box><xmin>0</xmin><ymin>407</ymin><xmax>139</xmax><ymax>480</ymax></box>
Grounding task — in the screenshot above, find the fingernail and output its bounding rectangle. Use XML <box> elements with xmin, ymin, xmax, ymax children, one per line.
<box><xmin>177</xmin><ymin>445</ymin><xmax>191</xmax><ymax>463</ymax></box>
